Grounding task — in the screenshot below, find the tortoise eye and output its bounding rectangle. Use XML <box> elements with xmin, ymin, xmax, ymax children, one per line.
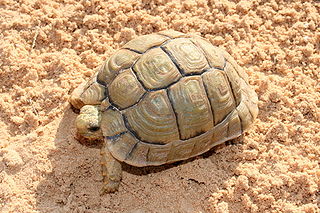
<box><xmin>88</xmin><ymin>126</ymin><xmax>100</xmax><ymax>132</ymax></box>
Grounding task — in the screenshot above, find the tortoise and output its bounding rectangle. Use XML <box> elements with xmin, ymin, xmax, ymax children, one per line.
<box><xmin>69</xmin><ymin>30</ymin><xmax>258</xmax><ymax>193</ymax></box>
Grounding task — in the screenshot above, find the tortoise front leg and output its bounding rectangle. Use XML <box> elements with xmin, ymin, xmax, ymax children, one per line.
<box><xmin>100</xmin><ymin>142</ymin><xmax>122</xmax><ymax>193</ymax></box>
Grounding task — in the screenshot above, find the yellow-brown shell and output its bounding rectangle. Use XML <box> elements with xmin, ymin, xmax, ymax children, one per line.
<box><xmin>74</xmin><ymin>30</ymin><xmax>258</xmax><ymax>167</ymax></box>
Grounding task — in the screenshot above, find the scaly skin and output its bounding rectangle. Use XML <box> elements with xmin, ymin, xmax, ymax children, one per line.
<box><xmin>100</xmin><ymin>143</ymin><xmax>122</xmax><ymax>193</ymax></box>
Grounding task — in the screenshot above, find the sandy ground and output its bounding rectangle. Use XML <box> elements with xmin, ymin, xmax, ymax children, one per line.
<box><xmin>0</xmin><ymin>0</ymin><xmax>320</xmax><ymax>212</ymax></box>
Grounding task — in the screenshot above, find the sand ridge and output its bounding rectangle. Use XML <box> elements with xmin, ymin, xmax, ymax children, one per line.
<box><xmin>0</xmin><ymin>0</ymin><xmax>319</xmax><ymax>212</ymax></box>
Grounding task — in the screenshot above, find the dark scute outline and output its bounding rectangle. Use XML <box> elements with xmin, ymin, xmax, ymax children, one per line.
<box><xmin>165</xmin><ymin>88</ymin><xmax>182</xmax><ymax>139</ymax></box>
<box><xmin>199</xmin><ymin>74</ymin><xmax>216</xmax><ymax>126</ymax></box>
<box><xmin>235</xmin><ymin>108</ymin><xmax>244</xmax><ymax>134</ymax></box>
<box><xmin>121</xmin><ymin>113</ymin><xmax>165</xmax><ymax>145</ymax></box>
<box><xmin>223</xmin><ymin>62</ymin><xmax>241</xmax><ymax>106</ymax></box>
<box><xmin>123</xmin><ymin>47</ymin><xmax>143</xmax><ymax>54</ymax></box>
<box><xmin>125</xmin><ymin>141</ymin><xmax>138</xmax><ymax>160</ymax></box>
<box><xmin>160</xmin><ymin>45</ymin><xmax>186</xmax><ymax>76</ymax></box>
<box><xmin>192</xmin><ymin>37</ymin><xmax>239</xmax><ymax>109</ymax></box>
<box><xmin>101</xmin><ymin>36</ymin><xmax>246</xmax><ymax>145</ymax></box>
<box><xmin>106</xmin><ymin>131</ymin><xmax>127</xmax><ymax>141</ymax></box>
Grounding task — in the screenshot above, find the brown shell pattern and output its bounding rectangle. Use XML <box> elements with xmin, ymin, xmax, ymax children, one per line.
<box><xmin>124</xmin><ymin>90</ymin><xmax>180</xmax><ymax>144</ymax></box>
<box><xmin>90</xmin><ymin>30</ymin><xmax>258</xmax><ymax>166</ymax></box>
<box><xmin>133</xmin><ymin>48</ymin><xmax>182</xmax><ymax>89</ymax></box>
<box><xmin>108</xmin><ymin>69</ymin><xmax>145</xmax><ymax>109</ymax></box>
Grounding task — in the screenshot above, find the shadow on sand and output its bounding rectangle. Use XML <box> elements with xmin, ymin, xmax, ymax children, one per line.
<box><xmin>36</xmin><ymin>106</ymin><xmax>244</xmax><ymax>213</ymax></box>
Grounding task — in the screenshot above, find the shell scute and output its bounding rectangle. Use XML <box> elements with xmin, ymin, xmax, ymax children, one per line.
<box><xmin>80</xmin><ymin>82</ymin><xmax>105</xmax><ymax>106</ymax></box>
<box><xmin>123</xmin><ymin>34</ymin><xmax>169</xmax><ymax>53</ymax></box>
<box><xmin>190</xmin><ymin>37</ymin><xmax>225</xmax><ymax>69</ymax></box>
<box><xmin>224</xmin><ymin>62</ymin><xmax>242</xmax><ymax>105</ymax></box>
<box><xmin>227</xmin><ymin>110</ymin><xmax>242</xmax><ymax>138</ymax></box>
<box><xmin>101</xmin><ymin>109</ymin><xmax>126</xmax><ymax>137</ymax></box>
<box><xmin>166</xmin><ymin>139</ymin><xmax>195</xmax><ymax>163</ymax></box>
<box><xmin>236</xmin><ymin>95</ymin><xmax>255</xmax><ymax>130</ymax></box>
<box><xmin>125</xmin><ymin>142</ymin><xmax>149</xmax><ymax>167</ymax></box>
<box><xmin>157</xmin><ymin>30</ymin><xmax>186</xmax><ymax>38</ymax></box>
<box><xmin>97</xmin><ymin>49</ymin><xmax>140</xmax><ymax>85</ymax></box>
<box><xmin>168</xmin><ymin>76</ymin><xmax>214</xmax><ymax>140</ymax></box>
<box><xmin>162</xmin><ymin>38</ymin><xmax>209</xmax><ymax>74</ymax></box>
<box><xmin>108</xmin><ymin>69</ymin><xmax>145</xmax><ymax>109</ymax></box>
<box><xmin>201</xmin><ymin>68</ymin><xmax>236</xmax><ymax>125</ymax></box>
<box><xmin>188</xmin><ymin>130</ymin><xmax>214</xmax><ymax>157</ymax></box>
<box><xmin>147</xmin><ymin>143</ymin><xmax>172</xmax><ymax>166</ymax></box>
<box><xmin>124</xmin><ymin>90</ymin><xmax>180</xmax><ymax>144</ymax></box>
<box><xmin>220</xmin><ymin>48</ymin><xmax>249</xmax><ymax>83</ymax></box>
<box><xmin>107</xmin><ymin>133</ymin><xmax>138</xmax><ymax>162</ymax></box>
<box><xmin>133</xmin><ymin>48</ymin><xmax>182</xmax><ymax>89</ymax></box>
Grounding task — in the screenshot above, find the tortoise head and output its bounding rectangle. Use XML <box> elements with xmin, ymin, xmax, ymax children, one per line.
<box><xmin>75</xmin><ymin>105</ymin><xmax>103</xmax><ymax>140</ymax></box>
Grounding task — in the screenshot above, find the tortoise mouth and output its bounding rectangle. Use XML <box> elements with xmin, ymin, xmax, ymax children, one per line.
<box><xmin>76</xmin><ymin>123</ymin><xmax>103</xmax><ymax>140</ymax></box>
<box><xmin>88</xmin><ymin>126</ymin><xmax>100</xmax><ymax>132</ymax></box>
<box><xmin>81</xmin><ymin>132</ymin><xmax>101</xmax><ymax>139</ymax></box>
<box><xmin>75</xmin><ymin>131</ymin><xmax>103</xmax><ymax>148</ymax></box>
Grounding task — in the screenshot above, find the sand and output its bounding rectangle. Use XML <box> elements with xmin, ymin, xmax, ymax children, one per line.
<box><xmin>0</xmin><ymin>0</ymin><xmax>319</xmax><ymax>212</ymax></box>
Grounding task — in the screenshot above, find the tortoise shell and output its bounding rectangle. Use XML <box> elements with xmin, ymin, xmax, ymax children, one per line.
<box><xmin>71</xmin><ymin>30</ymin><xmax>258</xmax><ymax>167</ymax></box>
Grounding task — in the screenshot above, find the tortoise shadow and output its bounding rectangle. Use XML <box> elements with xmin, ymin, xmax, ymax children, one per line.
<box><xmin>35</xmin><ymin>106</ymin><xmax>244</xmax><ymax>212</ymax></box>
<box><xmin>122</xmin><ymin>137</ymin><xmax>242</xmax><ymax>176</ymax></box>
<box><xmin>122</xmin><ymin>156</ymin><xmax>195</xmax><ymax>176</ymax></box>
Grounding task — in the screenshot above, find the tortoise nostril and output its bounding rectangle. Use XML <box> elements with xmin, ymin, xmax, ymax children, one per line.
<box><xmin>88</xmin><ymin>126</ymin><xmax>100</xmax><ymax>132</ymax></box>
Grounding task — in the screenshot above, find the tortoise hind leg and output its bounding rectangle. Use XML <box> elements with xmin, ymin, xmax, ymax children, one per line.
<box><xmin>100</xmin><ymin>142</ymin><xmax>122</xmax><ymax>194</ymax></box>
